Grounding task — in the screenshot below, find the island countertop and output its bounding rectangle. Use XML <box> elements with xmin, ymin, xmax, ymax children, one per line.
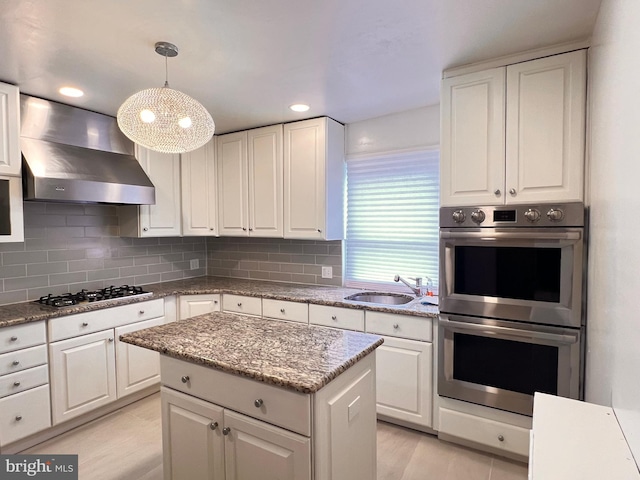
<box><xmin>119</xmin><ymin>311</ymin><xmax>384</xmax><ymax>394</ymax></box>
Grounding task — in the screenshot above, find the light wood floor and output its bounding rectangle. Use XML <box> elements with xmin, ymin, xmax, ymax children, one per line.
<box><xmin>24</xmin><ymin>393</ymin><xmax>528</xmax><ymax>480</ymax></box>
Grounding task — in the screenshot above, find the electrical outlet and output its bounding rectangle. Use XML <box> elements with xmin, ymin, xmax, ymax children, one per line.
<box><xmin>321</xmin><ymin>266</ymin><xmax>333</xmax><ymax>278</ymax></box>
<box><xmin>190</xmin><ymin>259</ymin><xmax>199</xmax><ymax>270</ymax></box>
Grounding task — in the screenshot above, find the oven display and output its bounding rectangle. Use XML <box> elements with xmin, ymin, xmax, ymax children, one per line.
<box><xmin>493</xmin><ymin>210</ymin><xmax>516</xmax><ymax>222</ymax></box>
<box><xmin>453</xmin><ymin>333</ymin><xmax>559</xmax><ymax>396</ymax></box>
<box><xmin>454</xmin><ymin>246</ymin><xmax>562</xmax><ymax>302</ymax></box>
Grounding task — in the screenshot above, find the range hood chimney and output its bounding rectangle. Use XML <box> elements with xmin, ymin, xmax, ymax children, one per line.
<box><xmin>20</xmin><ymin>95</ymin><xmax>155</xmax><ymax>205</ymax></box>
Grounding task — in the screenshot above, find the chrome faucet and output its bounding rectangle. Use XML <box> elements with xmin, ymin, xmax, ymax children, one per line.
<box><xmin>393</xmin><ymin>275</ymin><xmax>422</xmax><ymax>296</ymax></box>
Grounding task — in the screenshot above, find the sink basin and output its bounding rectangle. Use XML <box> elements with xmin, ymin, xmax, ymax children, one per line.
<box><xmin>344</xmin><ymin>292</ymin><xmax>415</xmax><ymax>305</ymax></box>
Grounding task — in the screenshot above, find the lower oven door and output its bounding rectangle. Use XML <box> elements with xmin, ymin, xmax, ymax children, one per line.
<box><xmin>438</xmin><ymin>314</ymin><xmax>582</xmax><ymax>416</ymax></box>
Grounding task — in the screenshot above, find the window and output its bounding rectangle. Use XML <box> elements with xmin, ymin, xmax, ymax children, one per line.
<box><xmin>345</xmin><ymin>148</ymin><xmax>439</xmax><ymax>293</ymax></box>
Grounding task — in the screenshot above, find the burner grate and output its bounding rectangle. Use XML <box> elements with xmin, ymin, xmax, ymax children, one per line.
<box><xmin>37</xmin><ymin>285</ymin><xmax>150</xmax><ymax>308</ymax></box>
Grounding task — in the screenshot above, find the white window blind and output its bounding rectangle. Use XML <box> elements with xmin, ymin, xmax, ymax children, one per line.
<box><xmin>345</xmin><ymin>148</ymin><xmax>439</xmax><ymax>293</ymax></box>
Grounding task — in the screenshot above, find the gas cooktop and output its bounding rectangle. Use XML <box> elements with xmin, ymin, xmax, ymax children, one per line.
<box><xmin>37</xmin><ymin>285</ymin><xmax>151</xmax><ymax>308</ymax></box>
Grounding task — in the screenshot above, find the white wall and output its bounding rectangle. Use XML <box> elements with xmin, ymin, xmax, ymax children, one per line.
<box><xmin>587</xmin><ymin>0</ymin><xmax>640</xmax><ymax>460</ymax></box>
<box><xmin>346</xmin><ymin>105</ymin><xmax>439</xmax><ymax>155</ymax></box>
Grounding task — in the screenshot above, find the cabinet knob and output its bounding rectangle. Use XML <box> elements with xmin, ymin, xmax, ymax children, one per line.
<box><xmin>82</xmin><ymin>322</ymin><xmax>89</xmax><ymax>327</ymax></box>
<box><xmin>139</xmin><ymin>310</ymin><xmax>145</xmax><ymax>315</ymax></box>
<box><xmin>317</xmin><ymin>229</ymin><xmax>322</xmax><ymax>233</ymax></box>
<box><xmin>108</xmin><ymin>338</ymin><xmax>114</xmax><ymax>343</ymax></box>
<box><xmin>509</xmin><ymin>188</ymin><xmax>517</xmax><ymax>196</ymax></box>
<box><xmin>12</xmin><ymin>360</ymin><xmax>19</xmax><ymax>366</ymax></box>
<box><xmin>254</xmin><ymin>398</ymin><xmax>264</xmax><ymax>408</ymax></box>
<box><xmin>222</xmin><ymin>427</ymin><xmax>231</xmax><ymax>436</ymax></box>
<box><xmin>214</xmin><ymin>300</ymin><xmax>218</xmax><ymax>304</ymax></box>
<box><xmin>10</xmin><ymin>336</ymin><xmax>17</xmax><ymax>342</ymax></box>
<box><xmin>15</xmin><ymin>415</ymin><xmax>22</xmax><ymax>422</ymax></box>
<box><xmin>237</xmin><ymin>303</ymin><xmax>242</xmax><ymax>307</ymax></box>
<box><xmin>210</xmin><ymin>228</ymin><xmax>214</xmax><ymax>231</ymax></box>
<box><xmin>181</xmin><ymin>375</ymin><xmax>190</xmax><ymax>384</ymax></box>
<box><xmin>331</xmin><ymin>315</ymin><xmax>337</xmax><ymax>321</ymax></box>
<box><xmin>143</xmin><ymin>227</ymin><xmax>149</xmax><ymax>231</ymax></box>
<box><xmin>13</xmin><ymin>381</ymin><xmax>20</xmax><ymax>387</ymax></box>
<box><xmin>498</xmin><ymin>434</ymin><xmax>505</xmax><ymax>442</ymax></box>
<box><xmin>249</xmin><ymin>228</ymin><xmax>253</xmax><ymax>231</ymax></box>
<box><xmin>494</xmin><ymin>189</ymin><xmax>501</xmax><ymax>197</ymax></box>
<box><xmin>280</xmin><ymin>308</ymin><xmax>285</xmax><ymax>314</ymax></box>
<box><xmin>209</xmin><ymin>421</ymin><xmax>219</xmax><ymax>430</ymax></box>
<box><xmin>242</xmin><ymin>227</ymin><xmax>247</xmax><ymax>231</ymax></box>
<box><xmin>393</xmin><ymin>323</ymin><xmax>399</xmax><ymax>329</ymax></box>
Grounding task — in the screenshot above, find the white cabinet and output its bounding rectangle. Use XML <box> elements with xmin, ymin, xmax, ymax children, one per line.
<box><xmin>119</xmin><ymin>145</ymin><xmax>182</xmax><ymax>237</ymax></box>
<box><xmin>365</xmin><ymin>311</ymin><xmax>433</xmax><ymax>429</ymax></box>
<box><xmin>441</xmin><ymin>50</ymin><xmax>586</xmax><ymax>206</ymax></box>
<box><xmin>0</xmin><ymin>176</ymin><xmax>24</xmax><ymax>243</ymax></box>
<box><xmin>262</xmin><ymin>299</ymin><xmax>308</xmax><ymax>324</ymax></box>
<box><xmin>0</xmin><ymin>82</ymin><xmax>21</xmax><ymax>176</ymax></box>
<box><xmin>0</xmin><ymin>321</ymin><xmax>50</xmax><ymax>447</ymax></box>
<box><xmin>179</xmin><ymin>294</ymin><xmax>221</xmax><ymax>320</ymax></box>
<box><xmin>217</xmin><ymin>125</ymin><xmax>283</xmax><ymax>237</ymax></box>
<box><xmin>309</xmin><ymin>304</ymin><xmax>364</xmax><ymax>331</ymax></box>
<box><xmin>181</xmin><ymin>138</ymin><xmax>218</xmax><ymax>236</ymax></box>
<box><xmin>283</xmin><ymin>117</ymin><xmax>345</xmax><ymax>240</ymax></box>
<box><xmin>222</xmin><ymin>294</ymin><xmax>262</xmax><ymax>317</ymax></box>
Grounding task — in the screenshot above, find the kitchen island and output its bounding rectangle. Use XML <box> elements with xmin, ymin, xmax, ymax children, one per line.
<box><xmin>120</xmin><ymin>311</ymin><xmax>384</xmax><ymax>480</ymax></box>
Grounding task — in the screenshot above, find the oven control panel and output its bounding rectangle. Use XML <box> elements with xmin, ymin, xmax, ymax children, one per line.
<box><xmin>441</xmin><ymin>202</ymin><xmax>584</xmax><ymax>228</ymax></box>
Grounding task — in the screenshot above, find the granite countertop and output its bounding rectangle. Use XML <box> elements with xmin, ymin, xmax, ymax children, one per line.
<box><xmin>0</xmin><ymin>276</ymin><xmax>439</xmax><ymax>328</ymax></box>
<box><xmin>120</xmin><ymin>311</ymin><xmax>384</xmax><ymax>393</ymax></box>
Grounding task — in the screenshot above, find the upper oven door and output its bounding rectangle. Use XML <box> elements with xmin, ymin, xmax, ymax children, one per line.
<box><xmin>439</xmin><ymin>228</ymin><xmax>584</xmax><ymax>328</ymax></box>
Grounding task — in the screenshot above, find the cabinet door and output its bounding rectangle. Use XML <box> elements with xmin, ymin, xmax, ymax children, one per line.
<box><xmin>505</xmin><ymin>50</ymin><xmax>586</xmax><ymax>204</ymax></box>
<box><xmin>375</xmin><ymin>336</ymin><xmax>432</xmax><ymax>428</ymax></box>
<box><xmin>49</xmin><ymin>330</ymin><xmax>116</xmax><ymax>425</ymax></box>
<box><xmin>223</xmin><ymin>409</ymin><xmax>311</xmax><ymax>480</ymax></box>
<box><xmin>182</xmin><ymin>138</ymin><xmax>218</xmax><ymax>235</ymax></box>
<box><xmin>137</xmin><ymin>145</ymin><xmax>182</xmax><ymax>237</ymax></box>
<box><xmin>161</xmin><ymin>387</ymin><xmax>224</xmax><ymax>480</ymax></box>
<box><xmin>248</xmin><ymin>125</ymin><xmax>283</xmax><ymax>237</ymax></box>
<box><xmin>218</xmin><ymin>131</ymin><xmax>249</xmax><ymax>236</ymax></box>
<box><xmin>178</xmin><ymin>294</ymin><xmax>221</xmax><ymax>320</ymax></box>
<box><xmin>115</xmin><ymin>317</ymin><xmax>164</xmax><ymax>398</ymax></box>
<box><xmin>0</xmin><ymin>82</ymin><xmax>20</xmax><ymax>176</ymax></box>
<box><xmin>441</xmin><ymin>68</ymin><xmax>506</xmax><ymax>206</ymax></box>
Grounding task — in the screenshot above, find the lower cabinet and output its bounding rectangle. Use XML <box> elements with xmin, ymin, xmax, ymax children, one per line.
<box><xmin>221</xmin><ymin>294</ymin><xmax>262</xmax><ymax>317</ymax></box>
<box><xmin>179</xmin><ymin>294</ymin><xmax>221</xmax><ymax>320</ymax></box>
<box><xmin>162</xmin><ymin>388</ymin><xmax>310</xmax><ymax>480</ymax></box>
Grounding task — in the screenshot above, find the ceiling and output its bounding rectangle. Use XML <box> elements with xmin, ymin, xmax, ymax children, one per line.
<box><xmin>0</xmin><ymin>0</ymin><xmax>602</xmax><ymax>134</ymax></box>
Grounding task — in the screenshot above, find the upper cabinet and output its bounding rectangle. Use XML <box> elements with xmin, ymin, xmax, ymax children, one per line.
<box><xmin>440</xmin><ymin>50</ymin><xmax>586</xmax><ymax>206</ymax></box>
<box><xmin>182</xmin><ymin>138</ymin><xmax>218</xmax><ymax>236</ymax></box>
<box><xmin>217</xmin><ymin>125</ymin><xmax>283</xmax><ymax>237</ymax></box>
<box><xmin>284</xmin><ymin>117</ymin><xmax>345</xmax><ymax>240</ymax></box>
<box><xmin>0</xmin><ymin>82</ymin><xmax>21</xmax><ymax>176</ymax></box>
<box><xmin>119</xmin><ymin>146</ymin><xmax>182</xmax><ymax>237</ymax></box>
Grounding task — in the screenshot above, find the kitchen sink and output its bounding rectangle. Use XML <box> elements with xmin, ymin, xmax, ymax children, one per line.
<box><xmin>344</xmin><ymin>292</ymin><xmax>415</xmax><ymax>305</ymax></box>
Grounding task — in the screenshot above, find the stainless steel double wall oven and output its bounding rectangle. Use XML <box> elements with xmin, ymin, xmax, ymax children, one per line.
<box><xmin>438</xmin><ymin>203</ymin><xmax>585</xmax><ymax>416</ymax></box>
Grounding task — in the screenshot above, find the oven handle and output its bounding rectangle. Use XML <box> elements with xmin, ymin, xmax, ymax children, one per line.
<box><xmin>439</xmin><ymin>317</ymin><xmax>579</xmax><ymax>345</ymax></box>
<box><xmin>440</xmin><ymin>231</ymin><xmax>581</xmax><ymax>240</ymax></box>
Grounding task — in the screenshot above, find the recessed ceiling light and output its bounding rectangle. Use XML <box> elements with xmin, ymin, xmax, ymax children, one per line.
<box><xmin>59</xmin><ymin>87</ymin><xmax>84</xmax><ymax>98</ymax></box>
<box><xmin>289</xmin><ymin>104</ymin><xmax>310</xmax><ymax>112</ymax></box>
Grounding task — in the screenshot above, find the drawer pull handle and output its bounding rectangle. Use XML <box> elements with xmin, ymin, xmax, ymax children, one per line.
<box><xmin>498</xmin><ymin>434</ymin><xmax>505</xmax><ymax>442</ymax></box>
<box><xmin>209</xmin><ymin>422</ymin><xmax>219</xmax><ymax>430</ymax></box>
<box><xmin>13</xmin><ymin>381</ymin><xmax>20</xmax><ymax>387</ymax></box>
<box><xmin>12</xmin><ymin>360</ymin><xmax>20</xmax><ymax>366</ymax></box>
<box><xmin>181</xmin><ymin>375</ymin><xmax>190</xmax><ymax>384</ymax></box>
<box><xmin>237</xmin><ymin>303</ymin><xmax>242</xmax><ymax>307</ymax></box>
<box><xmin>15</xmin><ymin>415</ymin><xmax>22</xmax><ymax>422</ymax></box>
<box><xmin>82</xmin><ymin>322</ymin><xmax>89</xmax><ymax>327</ymax></box>
<box><xmin>254</xmin><ymin>398</ymin><xmax>264</xmax><ymax>408</ymax></box>
<box><xmin>393</xmin><ymin>323</ymin><xmax>399</xmax><ymax>329</ymax></box>
<box><xmin>280</xmin><ymin>308</ymin><xmax>285</xmax><ymax>314</ymax></box>
<box><xmin>331</xmin><ymin>315</ymin><xmax>337</xmax><ymax>321</ymax></box>
<box><xmin>222</xmin><ymin>427</ymin><xmax>231</xmax><ymax>435</ymax></box>
<box><xmin>139</xmin><ymin>310</ymin><xmax>145</xmax><ymax>315</ymax></box>
<box><xmin>10</xmin><ymin>336</ymin><xmax>18</xmax><ymax>342</ymax></box>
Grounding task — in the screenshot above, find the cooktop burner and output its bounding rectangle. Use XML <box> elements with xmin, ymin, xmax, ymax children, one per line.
<box><xmin>37</xmin><ymin>285</ymin><xmax>151</xmax><ymax>308</ymax></box>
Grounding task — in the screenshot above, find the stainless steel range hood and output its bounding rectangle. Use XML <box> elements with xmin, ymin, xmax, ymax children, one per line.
<box><xmin>21</xmin><ymin>95</ymin><xmax>155</xmax><ymax>205</ymax></box>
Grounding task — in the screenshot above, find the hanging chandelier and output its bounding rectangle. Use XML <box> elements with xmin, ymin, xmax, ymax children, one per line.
<box><xmin>117</xmin><ymin>41</ymin><xmax>215</xmax><ymax>154</ymax></box>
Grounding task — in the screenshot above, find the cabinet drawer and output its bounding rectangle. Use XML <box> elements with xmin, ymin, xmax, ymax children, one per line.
<box><xmin>0</xmin><ymin>384</ymin><xmax>51</xmax><ymax>446</ymax></box>
<box><xmin>48</xmin><ymin>298</ymin><xmax>164</xmax><ymax>342</ymax></box>
<box><xmin>161</xmin><ymin>355</ymin><xmax>311</xmax><ymax>436</ymax></box>
<box><xmin>0</xmin><ymin>345</ymin><xmax>48</xmax><ymax>376</ymax></box>
<box><xmin>309</xmin><ymin>304</ymin><xmax>364</xmax><ymax>331</ymax></box>
<box><xmin>222</xmin><ymin>294</ymin><xmax>262</xmax><ymax>316</ymax></box>
<box><xmin>439</xmin><ymin>407</ymin><xmax>530</xmax><ymax>457</ymax></box>
<box><xmin>0</xmin><ymin>321</ymin><xmax>46</xmax><ymax>354</ymax></box>
<box><xmin>0</xmin><ymin>365</ymin><xmax>49</xmax><ymax>398</ymax></box>
<box><xmin>179</xmin><ymin>294</ymin><xmax>221</xmax><ymax>320</ymax></box>
<box><xmin>262</xmin><ymin>299</ymin><xmax>309</xmax><ymax>324</ymax></box>
<box><xmin>366</xmin><ymin>311</ymin><xmax>432</xmax><ymax>342</ymax></box>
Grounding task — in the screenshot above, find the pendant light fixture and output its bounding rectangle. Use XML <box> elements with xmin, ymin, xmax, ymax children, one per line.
<box><xmin>117</xmin><ymin>41</ymin><xmax>215</xmax><ymax>154</ymax></box>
